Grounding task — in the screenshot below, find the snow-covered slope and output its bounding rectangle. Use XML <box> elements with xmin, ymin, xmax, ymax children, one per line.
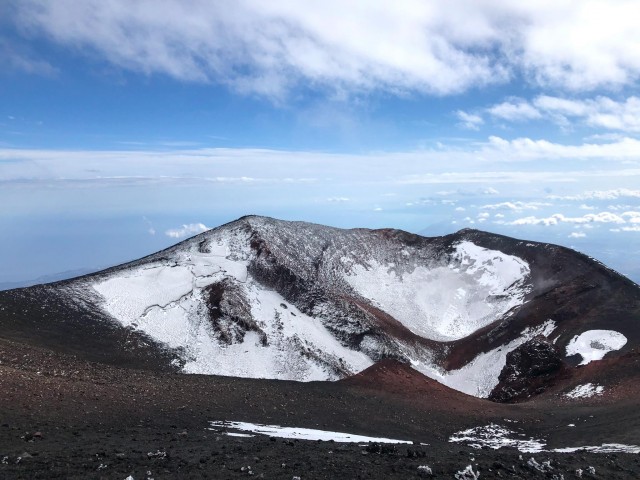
<box><xmin>81</xmin><ymin>216</ymin><xmax>537</xmax><ymax>389</ymax></box>
<box><xmin>3</xmin><ymin>215</ymin><xmax>639</xmax><ymax>400</ymax></box>
<box><xmin>343</xmin><ymin>240</ymin><xmax>530</xmax><ymax>341</ymax></box>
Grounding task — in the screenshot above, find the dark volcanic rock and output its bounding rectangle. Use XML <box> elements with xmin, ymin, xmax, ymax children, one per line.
<box><xmin>205</xmin><ymin>279</ymin><xmax>268</xmax><ymax>346</ymax></box>
<box><xmin>489</xmin><ymin>336</ymin><xmax>568</xmax><ymax>402</ymax></box>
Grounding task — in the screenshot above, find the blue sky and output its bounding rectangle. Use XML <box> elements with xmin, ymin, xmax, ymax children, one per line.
<box><xmin>1</xmin><ymin>1</ymin><xmax>640</xmax><ymax>284</ymax></box>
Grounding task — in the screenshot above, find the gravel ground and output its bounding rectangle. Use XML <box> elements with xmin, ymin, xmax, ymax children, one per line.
<box><xmin>2</xmin><ymin>338</ymin><xmax>640</xmax><ymax>479</ymax></box>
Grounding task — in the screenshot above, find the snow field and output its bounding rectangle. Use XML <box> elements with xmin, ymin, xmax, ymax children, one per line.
<box><xmin>343</xmin><ymin>241</ymin><xmax>531</xmax><ymax>341</ymax></box>
<box><xmin>93</xmin><ymin>241</ymin><xmax>372</xmax><ymax>381</ymax></box>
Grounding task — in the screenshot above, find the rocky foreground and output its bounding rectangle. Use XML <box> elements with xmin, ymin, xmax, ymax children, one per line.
<box><xmin>2</xmin><ymin>338</ymin><xmax>640</xmax><ymax>479</ymax></box>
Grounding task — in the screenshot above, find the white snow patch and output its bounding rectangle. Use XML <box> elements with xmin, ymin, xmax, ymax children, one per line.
<box><xmin>451</xmin><ymin>424</ymin><xmax>640</xmax><ymax>454</ymax></box>
<box><xmin>553</xmin><ymin>444</ymin><xmax>640</xmax><ymax>454</ymax></box>
<box><xmin>343</xmin><ymin>240</ymin><xmax>530</xmax><ymax>341</ymax></box>
<box><xmin>417</xmin><ymin>465</ymin><xmax>432</xmax><ymax>475</ymax></box>
<box><xmin>209</xmin><ymin>421</ymin><xmax>413</xmax><ymax>444</ymax></box>
<box><xmin>455</xmin><ymin>465</ymin><xmax>480</xmax><ymax>480</ymax></box>
<box><xmin>564</xmin><ymin>383</ymin><xmax>604</xmax><ymax>399</ymax></box>
<box><xmin>417</xmin><ymin>320</ymin><xmax>556</xmax><ymax>397</ymax></box>
<box><xmin>566</xmin><ymin>330</ymin><xmax>627</xmax><ymax>365</ymax></box>
<box><xmin>449</xmin><ymin>424</ymin><xmax>546</xmax><ymax>453</ymax></box>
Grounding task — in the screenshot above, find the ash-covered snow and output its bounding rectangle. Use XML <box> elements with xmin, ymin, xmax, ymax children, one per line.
<box><xmin>209</xmin><ymin>421</ymin><xmax>413</xmax><ymax>444</ymax></box>
<box><xmin>566</xmin><ymin>330</ymin><xmax>627</xmax><ymax>365</ymax></box>
<box><xmin>417</xmin><ymin>320</ymin><xmax>556</xmax><ymax>397</ymax></box>
<box><xmin>343</xmin><ymin>241</ymin><xmax>531</xmax><ymax>341</ymax></box>
<box><xmin>564</xmin><ymin>383</ymin><xmax>604</xmax><ymax>399</ymax></box>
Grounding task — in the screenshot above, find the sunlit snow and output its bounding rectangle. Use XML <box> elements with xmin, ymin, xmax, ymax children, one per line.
<box><xmin>417</xmin><ymin>320</ymin><xmax>556</xmax><ymax>397</ymax></box>
<box><xmin>566</xmin><ymin>330</ymin><xmax>627</xmax><ymax>365</ymax></box>
<box><xmin>449</xmin><ymin>424</ymin><xmax>546</xmax><ymax>453</ymax></box>
<box><xmin>344</xmin><ymin>241</ymin><xmax>531</xmax><ymax>341</ymax></box>
<box><xmin>90</xmin><ymin>219</ymin><xmax>536</xmax><ymax>394</ymax></box>
<box><xmin>209</xmin><ymin>421</ymin><xmax>413</xmax><ymax>444</ymax></box>
<box><xmin>93</xmin><ymin>237</ymin><xmax>373</xmax><ymax>381</ymax></box>
<box><xmin>450</xmin><ymin>424</ymin><xmax>640</xmax><ymax>454</ymax></box>
<box><xmin>565</xmin><ymin>383</ymin><xmax>604</xmax><ymax>399</ymax></box>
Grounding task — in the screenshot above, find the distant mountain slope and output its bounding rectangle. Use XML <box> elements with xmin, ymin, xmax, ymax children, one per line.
<box><xmin>1</xmin><ymin>215</ymin><xmax>638</xmax><ymax>402</ymax></box>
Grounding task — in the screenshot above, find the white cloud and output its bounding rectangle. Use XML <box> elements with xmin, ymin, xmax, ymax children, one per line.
<box><xmin>536</xmin><ymin>95</ymin><xmax>640</xmax><ymax>132</ymax></box>
<box><xmin>611</xmin><ymin>226</ymin><xmax>640</xmax><ymax>232</ymax></box>
<box><xmin>487</xmin><ymin>100</ymin><xmax>542</xmax><ymax>121</ymax></box>
<box><xmin>165</xmin><ymin>223</ymin><xmax>210</xmax><ymax>238</ymax></box>
<box><xmin>456</xmin><ymin>110</ymin><xmax>484</xmax><ymax>130</ymax></box>
<box><xmin>2</xmin><ymin>139</ymin><xmax>640</xmax><ymax>195</ymax></box>
<box><xmin>478</xmin><ymin>95</ymin><xmax>640</xmax><ymax>133</ymax></box>
<box><xmin>327</xmin><ymin>196</ymin><xmax>350</xmax><ymax>203</ymax></box>
<box><xmin>549</xmin><ymin>189</ymin><xmax>640</xmax><ymax>200</ymax></box>
<box><xmin>485</xmin><ymin>136</ymin><xmax>640</xmax><ymax>160</ymax></box>
<box><xmin>14</xmin><ymin>1</ymin><xmax>640</xmax><ymax>98</ymax></box>
<box><xmin>510</xmin><ymin>212</ymin><xmax>628</xmax><ymax>226</ymax></box>
<box><xmin>480</xmin><ymin>201</ymin><xmax>552</xmax><ymax>211</ymax></box>
<box><xmin>568</xmin><ymin>231</ymin><xmax>587</xmax><ymax>238</ymax></box>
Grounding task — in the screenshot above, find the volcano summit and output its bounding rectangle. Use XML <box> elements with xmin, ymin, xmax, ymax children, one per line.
<box><xmin>2</xmin><ymin>216</ymin><xmax>640</xmax><ymax>478</ymax></box>
<box><xmin>2</xmin><ymin>215</ymin><xmax>638</xmax><ymax>400</ymax></box>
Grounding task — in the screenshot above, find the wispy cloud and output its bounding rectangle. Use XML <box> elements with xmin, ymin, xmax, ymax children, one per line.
<box><xmin>485</xmin><ymin>136</ymin><xmax>640</xmax><ymax>160</ymax></box>
<box><xmin>548</xmin><ymin>188</ymin><xmax>640</xmax><ymax>201</ymax></box>
<box><xmin>487</xmin><ymin>100</ymin><xmax>542</xmax><ymax>121</ymax></box>
<box><xmin>13</xmin><ymin>1</ymin><xmax>640</xmax><ymax>99</ymax></box>
<box><xmin>0</xmin><ymin>38</ymin><xmax>57</xmax><ymax>77</ymax></box>
<box><xmin>480</xmin><ymin>201</ymin><xmax>552</xmax><ymax>211</ymax></box>
<box><xmin>462</xmin><ymin>95</ymin><xmax>640</xmax><ymax>133</ymax></box>
<box><xmin>165</xmin><ymin>223</ymin><xmax>210</xmax><ymax>239</ymax></box>
<box><xmin>611</xmin><ymin>225</ymin><xmax>640</xmax><ymax>232</ymax></box>
<box><xmin>1</xmin><ymin>140</ymin><xmax>639</xmax><ymax>193</ymax></box>
<box><xmin>508</xmin><ymin>212</ymin><xmax>631</xmax><ymax>226</ymax></box>
<box><xmin>455</xmin><ymin>110</ymin><xmax>484</xmax><ymax>130</ymax></box>
<box><xmin>142</xmin><ymin>216</ymin><xmax>156</xmax><ymax>235</ymax></box>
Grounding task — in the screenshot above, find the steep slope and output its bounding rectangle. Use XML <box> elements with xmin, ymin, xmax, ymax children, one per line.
<box><xmin>1</xmin><ymin>215</ymin><xmax>639</xmax><ymax>401</ymax></box>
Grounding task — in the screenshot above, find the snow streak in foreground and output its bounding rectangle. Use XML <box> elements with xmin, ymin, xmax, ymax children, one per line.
<box><xmin>449</xmin><ymin>424</ymin><xmax>640</xmax><ymax>454</ymax></box>
<box><xmin>449</xmin><ymin>423</ymin><xmax>546</xmax><ymax>453</ymax></box>
<box><xmin>209</xmin><ymin>421</ymin><xmax>413</xmax><ymax>444</ymax></box>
